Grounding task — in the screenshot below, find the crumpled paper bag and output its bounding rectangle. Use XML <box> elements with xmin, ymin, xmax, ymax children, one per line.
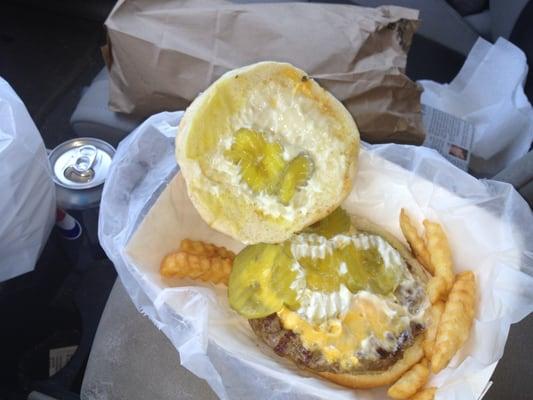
<box><xmin>99</xmin><ymin>112</ymin><xmax>533</xmax><ymax>400</ymax></box>
<box><xmin>419</xmin><ymin>37</ymin><xmax>533</xmax><ymax>177</ymax></box>
<box><xmin>103</xmin><ymin>0</ymin><xmax>424</xmax><ymax>144</ymax></box>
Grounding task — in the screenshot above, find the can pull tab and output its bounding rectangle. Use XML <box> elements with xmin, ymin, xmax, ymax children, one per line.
<box><xmin>63</xmin><ymin>145</ymin><xmax>98</xmax><ymax>183</ymax></box>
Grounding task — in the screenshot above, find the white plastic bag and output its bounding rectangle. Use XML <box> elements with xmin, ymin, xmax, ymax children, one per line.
<box><xmin>420</xmin><ymin>37</ymin><xmax>533</xmax><ymax>177</ymax></box>
<box><xmin>0</xmin><ymin>77</ymin><xmax>55</xmax><ymax>281</ymax></box>
<box><xmin>99</xmin><ymin>112</ymin><xmax>533</xmax><ymax>400</ymax></box>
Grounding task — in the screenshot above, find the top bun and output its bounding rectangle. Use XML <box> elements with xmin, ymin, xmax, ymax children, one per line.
<box><xmin>176</xmin><ymin>62</ymin><xmax>359</xmax><ymax>244</ymax></box>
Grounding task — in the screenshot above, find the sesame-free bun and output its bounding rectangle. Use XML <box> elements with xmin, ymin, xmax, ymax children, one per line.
<box><xmin>176</xmin><ymin>62</ymin><xmax>359</xmax><ymax>244</ymax></box>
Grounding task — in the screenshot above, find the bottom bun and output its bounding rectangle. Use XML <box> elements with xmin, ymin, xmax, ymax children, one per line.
<box><xmin>317</xmin><ymin>337</ymin><xmax>424</xmax><ymax>389</ymax></box>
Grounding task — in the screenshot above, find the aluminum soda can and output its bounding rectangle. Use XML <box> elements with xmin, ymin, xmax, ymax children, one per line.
<box><xmin>49</xmin><ymin>138</ymin><xmax>115</xmax><ymax>257</ymax></box>
<box><xmin>48</xmin><ymin>138</ymin><xmax>115</xmax><ymax>210</ymax></box>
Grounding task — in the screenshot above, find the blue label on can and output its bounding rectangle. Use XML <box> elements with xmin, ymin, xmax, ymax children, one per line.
<box><xmin>56</xmin><ymin>209</ymin><xmax>82</xmax><ymax>240</ymax></box>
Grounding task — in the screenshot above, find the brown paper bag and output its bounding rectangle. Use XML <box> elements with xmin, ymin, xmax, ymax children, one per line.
<box><xmin>104</xmin><ymin>0</ymin><xmax>424</xmax><ymax>144</ymax></box>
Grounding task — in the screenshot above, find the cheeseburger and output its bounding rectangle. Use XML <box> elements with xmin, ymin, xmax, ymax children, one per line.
<box><xmin>229</xmin><ymin>209</ymin><xmax>430</xmax><ymax>389</ymax></box>
<box><xmin>176</xmin><ymin>61</ymin><xmax>430</xmax><ymax>388</ymax></box>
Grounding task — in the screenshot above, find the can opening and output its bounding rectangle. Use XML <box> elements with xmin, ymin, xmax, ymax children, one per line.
<box><xmin>49</xmin><ymin>138</ymin><xmax>115</xmax><ymax>190</ymax></box>
<box><xmin>64</xmin><ymin>145</ymin><xmax>97</xmax><ymax>184</ymax></box>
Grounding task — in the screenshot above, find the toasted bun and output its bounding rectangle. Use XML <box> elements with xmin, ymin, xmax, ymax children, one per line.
<box><xmin>176</xmin><ymin>62</ymin><xmax>359</xmax><ymax>244</ymax></box>
<box><xmin>318</xmin><ymin>336</ymin><xmax>424</xmax><ymax>389</ymax></box>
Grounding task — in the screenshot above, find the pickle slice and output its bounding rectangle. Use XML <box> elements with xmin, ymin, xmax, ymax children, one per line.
<box><xmin>229</xmin><ymin>231</ymin><xmax>403</xmax><ymax>319</ymax></box>
<box><xmin>339</xmin><ymin>243</ymin><xmax>367</xmax><ymax>293</ymax></box>
<box><xmin>298</xmin><ymin>251</ymin><xmax>342</xmax><ymax>293</ymax></box>
<box><xmin>225</xmin><ymin>128</ymin><xmax>286</xmax><ymax>194</ymax></box>
<box><xmin>228</xmin><ymin>244</ymin><xmax>284</xmax><ymax>318</ymax></box>
<box><xmin>305</xmin><ymin>207</ymin><xmax>351</xmax><ymax>238</ymax></box>
<box><xmin>341</xmin><ymin>242</ymin><xmax>400</xmax><ymax>295</ymax></box>
<box><xmin>278</xmin><ymin>153</ymin><xmax>314</xmax><ymax>205</ymax></box>
<box><xmin>271</xmin><ymin>243</ymin><xmax>300</xmax><ymax>310</ymax></box>
<box><xmin>224</xmin><ymin>129</ymin><xmax>316</xmax><ymax>204</ymax></box>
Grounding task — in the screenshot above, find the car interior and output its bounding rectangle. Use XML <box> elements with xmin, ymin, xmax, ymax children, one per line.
<box><xmin>1</xmin><ymin>1</ymin><xmax>532</xmax><ymax>399</ymax></box>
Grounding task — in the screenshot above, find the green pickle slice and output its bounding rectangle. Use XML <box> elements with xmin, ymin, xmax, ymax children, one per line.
<box><xmin>341</xmin><ymin>243</ymin><xmax>400</xmax><ymax>295</ymax></box>
<box><xmin>224</xmin><ymin>129</ymin><xmax>314</xmax><ymax>204</ymax></box>
<box><xmin>229</xmin><ymin>243</ymin><xmax>297</xmax><ymax>318</ymax></box>
<box><xmin>298</xmin><ymin>251</ymin><xmax>342</xmax><ymax>293</ymax></box>
<box><xmin>225</xmin><ymin>128</ymin><xmax>286</xmax><ymax>194</ymax></box>
<box><xmin>270</xmin><ymin>243</ymin><xmax>300</xmax><ymax>310</ymax></box>
<box><xmin>228</xmin><ymin>244</ymin><xmax>283</xmax><ymax>318</ymax></box>
<box><xmin>278</xmin><ymin>153</ymin><xmax>314</xmax><ymax>205</ymax></box>
<box><xmin>229</xmin><ymin>209</ymin><xmax>403</xmax><ymax>318</ymax></box>
<box><xmin>304</xmin><ymin>207</ymin><xmax>351</xmax><ymax>238</ymax></box>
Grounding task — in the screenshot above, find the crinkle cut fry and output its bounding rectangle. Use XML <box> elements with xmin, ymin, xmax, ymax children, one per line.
<box><xmin>427</xmin><ymin>276</ymin><xmax>448</xmax><ymax>304</ymax></box>
<box><xmin>409</xmin><ymin>387</ymin><xmax>436</xmax><ymax>400</ymax></box>
<box><xmin>160</xmin><ymin>251</ymin><xmax>232</xmax><ymax>284</ymax></box>
<box><xmin>180</xmin><ymin>238</ymin><xmax>235</xmax><ymax>259</ymax></box>
<box><xmin>400</xmin><ymin>209</ymin><xmax>433</xmax><ymax>275</ymax></box>
<box><xmin>160</xmin><ymin>240</ymin><xmax>234</xmax><ymax>285</ymax></box>
<box><xmin>424</xmin><ymin>220</ymin><xmax>454</xmax><ymax>292</ymax></box>
<box><xmin>431</xmin><ymin>271</ymin><xmax>476</xmax><ymax>373</ymax></box>
<box><xmin>423</xmin><ymin>220</ymin><xmax>454</xmax><ymax>305</ymax></box>
<box><xmin>388</xmin><ymin>358</ymin><xmax>430</xmax><ymax>399</ymax></box>
<box><xmin>423</xmin><ymin>301</ymin><xmax>445</xmax><ymax>359</ymax></box>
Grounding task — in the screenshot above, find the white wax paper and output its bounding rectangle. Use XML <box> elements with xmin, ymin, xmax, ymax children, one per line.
<box><xmin>99</xmin><ymin>112</ymin><xmax>533</xmax><ymax>400</ymax></box>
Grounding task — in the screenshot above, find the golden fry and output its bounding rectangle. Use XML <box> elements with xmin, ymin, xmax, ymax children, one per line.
<box><xmin>160</xmin><ymin>250</ymin><xmax>232</xmax><ymax>285</ymax></box>
<box><xmin>431</xmin><ymin>271</ymin><xmax>476</xmax><ymax>374</ymax></box>
<box><xmin>427</xmin><ymin>276</ymin><xmax>448</xmax><ymax>304</ymax></box>
<box><xmin>400</xmin><ymin>209</ymin><xmax>433</xmax><ymax>275</ymax></box>
<box><xmin>424</xmin><ymin>220</ymin><xmax>454</xmax><ymax>292</ymax></box>
<box><xmin>409</xmin><ymin>387</ymin><xmax>436</xmax><ymax>400</ymax></box>
<box><xmin>388</xmin><ymin>359</ymin><xmax>430</xmax><ymax>399</ymax></box>
<box><xmin>180</xmin><ymin>239</ymin><xmax>235</xmax><ymax>259</ymax></box>
<box><xmin>198</xmin><ymin>255</ymin><xmax>233</xmax><ymax>284</ymax></box>
<box><xmin>423</xmin><ymin>301</ymin><xmax>445</xmax><ymax>359</ymax></box>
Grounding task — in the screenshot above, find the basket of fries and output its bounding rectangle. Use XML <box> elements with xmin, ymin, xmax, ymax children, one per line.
<box><xmin>99</xmin><ymin>107</ymin><xmax>533</xmax><ymax>400</ymax></box>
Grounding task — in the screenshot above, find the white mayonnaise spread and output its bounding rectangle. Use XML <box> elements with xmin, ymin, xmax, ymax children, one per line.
<box><xmin>290</xmin><ymin>233</ymin><xmax>404</xmax><ymax>269</ymax></box>
<box><xmin>277</xmin><ymin>231</ymin><xmax>429</xmax><ymax>366</ymax></box>
<box><xmin>286</xmin><ymin>232</ymin><xmax>426</xmax><ymax>332</ymax></box>
<box><xmin>201</xmin><ymin>81</ymin><xmax>349</xmax><ymax>221</ymax></box>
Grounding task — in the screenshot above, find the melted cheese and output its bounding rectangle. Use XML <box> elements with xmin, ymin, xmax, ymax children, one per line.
<box><xmin>276</xmin><ymin>232</ymin><xmax>428</xmax><ymax>368</ymax></box>
<box><xmin>278</xmin><ymin>291</ymin><xmax>413</xmax><ymax>367</ymax></box>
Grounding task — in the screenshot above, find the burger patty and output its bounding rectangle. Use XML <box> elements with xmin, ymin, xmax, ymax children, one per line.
<box><xmin>249</xmin><ymin>314</ymin><xmax>424</xmax><ymax>374</ymax></box>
